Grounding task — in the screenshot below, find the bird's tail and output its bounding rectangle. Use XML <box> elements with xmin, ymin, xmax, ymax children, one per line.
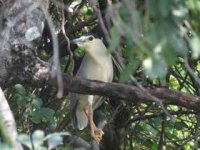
<box><xmin>73</xmin><ymin>109</ymin><xmax>88</xmax><ymax>130</ymax></box>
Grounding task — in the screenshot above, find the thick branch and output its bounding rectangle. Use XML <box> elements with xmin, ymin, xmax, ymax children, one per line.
<box><xmin>0</xmin><ymin>0</ymin><xmax>49</xmax><ymax>88</ymax></box>
<box><xmin>0</xmin><ymin>88</ymin><xmax>23</xmax><ymax>150</ymax></box>
<box><xmin>59</xmin><ymin>75</ymin><xmax>200</xmax><ymax>111</ymax></box>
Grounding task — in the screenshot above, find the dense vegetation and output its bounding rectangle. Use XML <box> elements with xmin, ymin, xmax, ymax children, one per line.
<box><xmin>0</xmin><ymin>0</ymin><xmax>200</xmax><ymax>149</ymax></box>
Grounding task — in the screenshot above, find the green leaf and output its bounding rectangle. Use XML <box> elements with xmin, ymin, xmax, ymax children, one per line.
<box><xmin>74</xmin><ymin>48</ymin><xmax>85</xmax><ymax>57</ymax></box>
<box><xmin>175</xmin><ymin>121</ymin><xmax>188</xmax><ymax>130</ymax></box>
<box><xmin>30</xmin><ymin>110</ymin><xmax>41</xmax><ymax>124</ymax></box>
<box><xmin>143</xmin><ymin>124</ymin><xmax>158</xmax><ymax>136</ymax></box>
<box><xmin>184</xmin><ymin>142</ymin><xmax>193</xmax><ymax>150</ymax></box>
<box><xmin>119</xmin><ymin>2</ymin><xmax>132</xmax><ymax>23</ymax></box>
<box><xmin>158</xmin><ymin>0</ymin><xmax>171</xmax><ymax>17</ymax></box>
<box><xmin>147</xmin><ymin>0</ymin><xmax>158</xmax><ymax>17</ymax></box>
<box><xmin>17</xmin><ymin>134</ymin><xmax>32</xmax><ymax>149</ymax></box>
<box><xmin>0</xmin><ymin>143</ymin><xmax>11</xmax><ymax>150</ymax></box>
<box><xmin>170</xmin><ymin>34</ymin><xmax>187</xmax><ymax>56</ymax></box>
<box><xmin>152</xmin><ymin>117</ymin><xmax>162</xmax><ymax>126</ymax></box>
<box><xmin>119</xmin><ymin>61</ymin><xmax>139</xmax><ymax>82</ymax></box>
<box><xmin>189</xmin><ymin>35</ymin><xmax>200</xmax><ymax>59</ymax></box>
<box><xmin>31</xmin><ymin>97</ymin><xmax>43</xmax><ymax>108</ymax></box>
<box><xmin>166</xmin><ymin>132</ymin><xmax>178</xmax><ymax>140</ymax></box>
<box><xmin>34</xmin><ymin>146</ymin><xmax>47</xmax><ymax>150</ymax></box>
<box><xmin>13</xmin><ymin>84</ymin><xmax>26</xmax><ymax>95</ymax></box>
<box><xmin>83</xmin><ymin>4</ymin><xmax>93</xmax><ymax>16</ymax></box>
<box><xmin>31</xmin><ymin>116</ymin><xmax>41</xmax><ymax>124</ymax></box>
<box><xmin>30</xmin><ymin>107</ymin><xmax>55</xmax><ymax>124</ymax></box>
<box><xmin>47</xmin><ymin>135</ymin><xmax>62</xmax><ymax>149</ymax></box>
<box><xmin>39</xmin><ymin>107</ymin><xmax>55</xmax><ymax>122</ymax></box>
<box><xmin>162</xmin><ymin>46</ymin><xmax>177</xmax><ymax>65</ymax></box>
<box><xmin>172</xmin><ymin>7</ymin><xmax>188</xmax><ymax>18</ymax></box>
<box><xmin>143</xmin><ymin>56</ymin><xmax>167</xmax><ymax>79</ymax></box>
<box><xmin>109</xmin><ymin>26</ymin><xmax>120</xmax><ymax>52</ymax></box>
<box><xmin>15</xmin><ymin>94</ymin><xmax>27</xmax><ymax>106</ymax></box>
<box><xmin>150</xmin><ymin>143</ymin><xmax>158</xmax><ymax>150</ymax></box>
<box><xmin>32</xmin><ymin>130</ymin><xmax>45</xmax><ymax>148</ymax></box>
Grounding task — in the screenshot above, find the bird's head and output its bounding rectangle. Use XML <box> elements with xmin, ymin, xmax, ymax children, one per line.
<box><xmin>71</xmin><ymin>34</ymin><xmax>105</xmax><ymax>51</ymax></box>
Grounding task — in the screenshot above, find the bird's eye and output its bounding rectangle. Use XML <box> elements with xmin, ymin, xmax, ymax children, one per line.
<box><xmin>88</xmin><ymin>36</ymin><xmax>94</xmax><ymax>41</ymax></box>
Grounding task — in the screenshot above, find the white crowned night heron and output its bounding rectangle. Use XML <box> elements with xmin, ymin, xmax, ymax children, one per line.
<box><xmin>70</xmin><ymin>34</ymin><xmax>113</xmax><ymax>144</ymax></box>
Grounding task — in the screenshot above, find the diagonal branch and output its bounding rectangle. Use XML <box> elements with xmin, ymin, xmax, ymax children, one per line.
<box><xmin>61</xmin><ymin>75</ymin><xmax>200</xmax><ymax>111</ymax></box>
<box><xmin>34</xmin><ymin>62</ymin><xmax>200</xmax><ymax>112</ymax></box>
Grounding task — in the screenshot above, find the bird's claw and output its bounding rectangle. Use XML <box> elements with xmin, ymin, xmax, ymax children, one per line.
<box><xmin>95</xmin><ymin>128</ymin><xmax>104</xmax><ymax>139</ymax></box>
<box><xmin>92</xmin><ymin>128</ymin><xmax>104</xmax><ymax>144</ymax></box>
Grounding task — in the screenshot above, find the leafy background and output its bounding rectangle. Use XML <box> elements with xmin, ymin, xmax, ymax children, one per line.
<box><xmin>1</xmin><ymin>0</ymin><xmax>200</xmax><ymax>149</ymax></box>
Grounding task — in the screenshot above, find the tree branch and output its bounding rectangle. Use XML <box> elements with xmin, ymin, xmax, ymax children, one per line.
<box><xmin>60</xmin><ymin>75</ymin><xmax>200</xmax><ymax>111</ymax></box>
<box><xmin>34</xmin><ymin>65</ymin><xmax>200</xmax><ymax>111</ymax></box>
<box><xmin>0</xmin><ymin>88</ymin><xmax>23</xmax><ymax>150</ymax></box>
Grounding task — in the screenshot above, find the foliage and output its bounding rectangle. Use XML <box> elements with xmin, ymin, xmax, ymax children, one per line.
<box><xmin>1</xmin><ymin>0</ymin><xmax>200</xmax><ymax>149</ymax></box>
<box><xmin>17</xmin><ymin>130</ymin><xmax>70</xmax><ymax>150</ymax></box>
<box><xmin>11</xmin><ymin>84</ymin><xmax>55</xmax><ymax>125</ymax></box>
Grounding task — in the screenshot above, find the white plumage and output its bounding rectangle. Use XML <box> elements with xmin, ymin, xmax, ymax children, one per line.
<box><xmin>69</xmin><ymin>35</ymin><xmax>113</xmax><ymax>143</ymax></box>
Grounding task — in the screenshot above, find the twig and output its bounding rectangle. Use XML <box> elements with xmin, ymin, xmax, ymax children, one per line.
<box><xmin>193</xmin><ymin>114</ymin><xmax>200</xmax><ymax>149</ymax></box>
<box><xmin>97</xmin><ymin>10</ymin><xmax>111</xmax><ymax>43</ymax></box>
<box><xmin>158</xmin><ymin>114</ymin><xmax>166</xmax><ymax>150</ymax></box>
<box><xmin>172</xmin><ymin>67</ymin><xmax>195</xmax><ymax>93</ymax></box>
<box><xmin>178</xmin><ymin>130</ymin><xmax>200</xmax><ymax>150</ymax></box>
<box><xmin>61</xmin><ymin>1</ymin><xmax>74</xmax><ymax>75</ymax></box>
<box><xmin>68</xmin><ymin>15</ymin><xmax>97</xmax><ymax>34</ymax></box>
<box><xmin>184</xmin><ymin>57</ymin><xmax>200</xmax><ymax>87</ymax></box>
<box><xmin>127</xmin><ymin>110</ymin><xmax>195</xmax><ymax>125</ymax></box>
<box><xmin>39</xmin><ymin>2</ymin><xmax>64</xmax><ymax>98</ymax></box>
<box><xmin>108</xmin><ymin>103</ymin><xmax>123</xmax><ymax>123</ymax></box>
<box><xmin>65</xmin><ymin>134</ymin><xmax>92</xmax><ymax>150</ymax></box>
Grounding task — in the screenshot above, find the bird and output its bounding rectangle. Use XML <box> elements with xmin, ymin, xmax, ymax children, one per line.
<box><xmin>69</xmin><ymin>34</ymin><xmax>113</xmax><ymax>144</ymax></box>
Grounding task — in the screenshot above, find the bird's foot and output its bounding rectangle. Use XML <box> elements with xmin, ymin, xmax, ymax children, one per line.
<box><xmin>94</xmin><ymin>128</ymin><xmax>104</xmax><ymax>140</ymax></box>
<box><xmin>92</xmin><ymin>128</ymin><xmax>104</xmax><ymax>144</ymax></box>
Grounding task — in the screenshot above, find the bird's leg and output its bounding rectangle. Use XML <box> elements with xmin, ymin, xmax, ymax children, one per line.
<box><xmin>84</xmin><ymin>104</ymin><xmax>104</xmax><ymax>144</ymax></box>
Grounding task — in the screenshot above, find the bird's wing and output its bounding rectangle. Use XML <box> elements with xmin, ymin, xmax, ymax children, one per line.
<box><xmin>92</xmin><ymin>96</ymin><xmax>106</xmax><ymax>110</ymax></box>
<box><xmin>69</xmin><ymin>92</ymin><xmax>82</xmax><ymax>128</ymax></box>
<box><xmin>69</xmin><ymin>57</ymin><xmax>89</xmax><ymax>128</ymax></box>
<box><xmin>69</xmin><ymin>93</ymin><xmax>79</xmax><ymax>112</ymax></box>
<box><xmin>69</xmin><ymin>57</ymin><xmax>87</xmax><ymax>110</ymax></box>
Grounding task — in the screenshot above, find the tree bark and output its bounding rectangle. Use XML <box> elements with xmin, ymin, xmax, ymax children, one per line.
<box><xmin>0</xmin><ymin>88</ymin><xmax>23</xmax><ymax>150</ymax></box>
<box><xmin>58</xmin><ymin>75</ymin><xmax>200</xmax><ymax>111</ymax></box>
<box><xmin>0</xmin><ymin>0</ymin><xmax>48</xmax><ymax>88</ymax></box>
<box><xmin>33</xmin><ymin>64</ymin><xmax>200</xmax><ymax>112</ymax></box>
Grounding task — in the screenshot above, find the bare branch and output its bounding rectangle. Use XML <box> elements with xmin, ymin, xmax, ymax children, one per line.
<box><xmin>184</xmin><ymin>57</ymin><xmax>200</xmax><ymax>87</ymax></box>
<box><xmin>61</xmin><ymin>5</ymin><xmax>74</xmax><ymax>75</ymax></box>
<box><xmin>65</xmin><ymin>135</ymin><xmax>91</xmax><ymax>149</ymax></box>
<box><xmin>40</xmin><ymin>1</ymin><xmax>64</xmax><ymax>98</ymax></box>
<box><xmin>62</xmin><ymin>76</ymin><xmax>200</xmax><ymax>111</ymax></box>
<box><xmin>34</xmin><ymin>66</ymin><xmax>200</xmax><ymax>111</ymax></box>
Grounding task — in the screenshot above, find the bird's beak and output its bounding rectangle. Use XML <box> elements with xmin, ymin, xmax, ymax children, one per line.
<box><xmin>71</xmin><ymin>36</ymin><xmax>86</xmax><ymax>45</ymax></box>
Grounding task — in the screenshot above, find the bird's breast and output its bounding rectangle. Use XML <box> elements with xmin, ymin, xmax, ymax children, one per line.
<box><xmin>75</xmin><ymin>53</ymin><xmax>113</xmax><ymax>110</ymax></box>
<box><xmin>77</xmin><ymin>95</ymin><xmax>93</xmax><ymax>109</ymax></box>
<box><xmin>77</xmin><ymin>55</ymin><xmax>113</xmax><ymax>82</ymax></box>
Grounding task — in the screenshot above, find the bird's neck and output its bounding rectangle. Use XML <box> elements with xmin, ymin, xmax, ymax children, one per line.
<box><xmin>85</xmin><ymin>48</ymin><xmax>111</xmax><ymax>65</ymax></box>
